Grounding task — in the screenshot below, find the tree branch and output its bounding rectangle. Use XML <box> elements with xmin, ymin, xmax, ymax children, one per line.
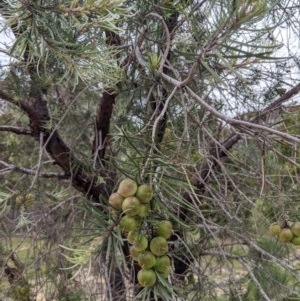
<box><xmin>0</xmin><ymin>125</ymin><xmax>32</xmax><ymax>135</ymax></box>
<box><xmin>0</xmin><ymin>89</ymin><xmax>21</xmax><ymax>107</ymax></box>
<box><xmin>241</xmin><ymin>260</ymin><xmax>272</xmax><ymax>301</ymax></box>
<box><xmin>2</xmin><ymin>26</ymin><xmax>109</xmax><ymax>200</ymax></box>
<box><xmin>190</xmin><ymin>83</ymin><xmax>300</xmax><ymax>190</ymax></box>
<box><xmin>0</xmin><ymin>89</ymin><xmax>107</xmax><ymax>202</ymax></box>
<box><xmin>92</xmin><ymin>31</ymin><xmax>120</xmax><ymax>166</ymax></box>
<box><xmin>93</xmin><ymin>90</ymin><xmax>116</xmax><ymax>166</ymax></box>
<box><xmin>185</xmin><ymin>86</ymin><xmax>300</xmax><ymax>144</ymax></box>
<box><xmin>157</xmin><ymin>68</ymin><xmax>300</xmax><ymax>189</ymax></box>
<box><xmin>0</xmin><ymin>160</ymin><xmax>68</xmax><ymax>179</ymax></box>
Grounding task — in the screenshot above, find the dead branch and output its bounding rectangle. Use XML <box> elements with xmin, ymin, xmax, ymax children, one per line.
<box><xmin>0</xmin><ymin>126</ymin><xmax>32</xmax><ymax>135</ymax></box>
<box><xmin>0</xmin><ymin>160</ymin><xmax>68</xmax><ymax>179</ymax></box>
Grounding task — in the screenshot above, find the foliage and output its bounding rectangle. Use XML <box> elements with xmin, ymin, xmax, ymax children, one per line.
<box><xmin>1</xmin><ymin>0</ymin><xmax>300</xmax><ymax>300</ymax></box>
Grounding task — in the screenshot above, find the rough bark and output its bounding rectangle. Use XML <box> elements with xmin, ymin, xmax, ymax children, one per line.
<box><xmin>93</xmin><ymin>31</ymin><xmax>120</xmax><ymax>165</ymax></box>
<box><xmin>23</xmin><ymin>97</ymin><xmax>106</xmax><ymax>203</ymax></box>
<box><xmin>93</xmin><ymin>91</ymin><xmax>116</xmax><ymax>164</ymax></box>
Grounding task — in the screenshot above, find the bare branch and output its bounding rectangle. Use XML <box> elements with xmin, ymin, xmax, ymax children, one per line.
<box><xmin>93</xmin><ymin>91</ymin><xmax>116</xmax><ymax>166</ymax></box>
<box><xmin>241</xmin><ymin>261</ymin><xmax>272</xmax><ymax>301</ymax></box>
<box><xmin>30</xmin><ymin>132</ymin><xmax>45</xmax><ymax>189</ymax></box>
<box><xmin>0</xmin><ymin>160</ymin><xmax>68</xmax><ymax>179</ymax></box>
<box><xmin>92</xmin><ymin>31</ymin><xmax>121</xmax><ymax>166</ymax></box>
<box><xmin>200</xmin><ymin>249</ymin><xmax>243</xmax><ymax>260</ymax></box>
<box><xmin>254</xmin><ymin>83</ymin><xmax>300</xmax><ymax>118</ymax></box>
<box><xmin>190</xmin><ymin>83</ymin><xmax>300</xmax><ymax>189</ymax></box>
<box><xmin>0</xmin><ymin>125</ymin><xmax>32</xmax><ymax>135</ymax></box>
<box><xmin>151</xmin><ymin>86</ymin><xmax>178</xmax><ymax>143</ymax></box>
<box><xmin>159</xmin><ymin>73</ymin><xmax>300</xmax><ymax>117</ymax></box>
<box><xmin>147</xmin><ymin>13</ymin><xmax>171</xmax><ymax>73</ymax></box>
<box><xmin>158</xmin><ymin>68</ymin><xmax>300</xmax><ymax>188</ymax></box>
<box><xmin>238</xmin><ymin>234</ymin><xmax>295</xmax><ymax>272</ymax></box>
<box><xmin>185</xmin><ymin>86</ymin><xmax>300</xmax><ymax>144</ymax></box>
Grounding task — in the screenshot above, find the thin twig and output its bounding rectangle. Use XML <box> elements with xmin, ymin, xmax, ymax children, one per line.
<box><xmin>0</xmin><ymin>126</ymin><xmax>32</xmax><ymax>135</ymax></box>
<box><xmin>30</xmin><ymin>132</ymin><xmax>44</xmax><ymax>189</ymax></box>
<box><xmin>0</xmin><ymin>160</ymin><xmax>68</xmax><ymax>179</ymax></box>
<box><xmin>239</xmin><ymin>235</ymin><xmax>295</xmax><ymax>272</ymax></box>
<box><xmin>146</xmin><ymin>12</ymin><xmax>171</xmax><ymax>73</ymax></box>
<box><xmin>185</xmin><ymin>86</ymin><xmax>300</xmax><ymax>144</ymax></box>
<box><xmin>151</xmin><ymin>86</ymin><xmax>177</xmax><ymax>142</ymax></box>
<box><xmin>241</xmin><ymin>260</ymin><xmax>272</xmax><ymax>301</ymax></box>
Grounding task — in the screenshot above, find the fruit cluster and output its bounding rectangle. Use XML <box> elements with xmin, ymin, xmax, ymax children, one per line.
<box><xmin>108</xmin><ymin>178</ymin><xmax>173</xmax><ymax>287</ymax></box>
<box><xmin>269</xmin><ymin>221</ymin><xmax>300</xmax><ymax>245</ymax></box>
<box><xmin>15</xmin><ymin>193</ymin><xmax>35</xmax><ymax>208</ymax></box>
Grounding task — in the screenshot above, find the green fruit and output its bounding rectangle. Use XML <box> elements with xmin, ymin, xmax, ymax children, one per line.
<box><xmin>117</xmin><ymin>178</ymin><xmax>138</xmax><ymax>197</ymax></box>
<box><xmin>292</xmin><ymin>236</ymin><xmax>300</xmax><ymax>246</ymax></box>
<box><xmin>150</xmin><ymin>236</ymin><xmax>169</xmax><ymax>256</ymax></box>
<box><xmin>133</xmin><ymin>234</ymin><xmax>148</xmax><ymax>252</ymax></box>
<box><xmin>138</xmin><ymin>204</ymin><xmax>150</xmax><ymax>218</ymax></box>
<box><xmin>127</xmin><ymin>230</ymin><xmax>139</xmax><ymax>244</ymax></box>
<box><xmin>154</xmin><ymin>255</ymin><xmax>170</xmax><ymax>273</ymax></box>
<box><xmin>158</xmin><ymin>267</ymin><xmax>170</xmax><ymax>278</ymax></box>
<box><xmin>122</xmin><ymin>196</ymin><xmax>141</xmax><ymax>216</ymax></box>
<box><xmin>291</xmin><ymin>222</ymin><xmax>300</xmax><ymax>236</ymax></box>
<box><xmin>138</xmin><ymin>250</ymin><xmax>156</xmax><ymax>269</ymax></box>
<box><xmin>137</xmin><ymin>269</ymin><xmax>157</xmax><ymax>287</ymax></box>
<box><xmin>25</xmin><ymin>193</ymin><xmax>35</xmax><ymax>202</ymax></box>
<box><xmin>130</xmin><ymin>246</ymin><xmax>141</xmax><ymax>261</ymax></box>
<box><xmin>269</xmin><ymin>223</ymin><xmax>281</xmax><ymax>236</ymax></box>
<box><xmin>135</xmin><ymin>184</ymin><xmax>153</xmax><ymax>203</ymax></box>
<box><xmin>119</xmin><ymin>216</ymin><xmax>140</xmax><ymax>232</ymax></box>
<box><xmin>108</xmin><ymin>193</ymin><xmax>124</xmax><ymax>211</ymax></box>
<box><xmin>279</xmin><ymin>228</ymin><xmax>293</xmax><ymax>242</ymax></box>
<box><xmin>157</xmin><ymin>220</ymin><xmax>173</xmax><ymax>239</ymax></box>
<box><xmin>15</xmin><ymin>196</ymin><xmax>23</xmax><ymax>205</ymax></box>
